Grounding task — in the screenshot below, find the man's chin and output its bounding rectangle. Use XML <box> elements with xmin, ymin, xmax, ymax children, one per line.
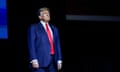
<box><xmin>46</xmin><ymin>20</ymin><xmax>50</xmax><ymax>22</ymax></box>
<box><xmin>42</xmin><ymin>20</ymin><xmax>50</xmax><ymax>22</ymax></box>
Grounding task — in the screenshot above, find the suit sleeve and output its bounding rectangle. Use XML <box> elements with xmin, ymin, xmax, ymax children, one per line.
<box><xmin>55</xmin><ymin>28</ymin><xmax>62</xmax><ymax>60</ymax></box>
<box><xmin>28</xmin><ymin>25</ymin><xmax>37</xmax><ymax>62</ymax></box>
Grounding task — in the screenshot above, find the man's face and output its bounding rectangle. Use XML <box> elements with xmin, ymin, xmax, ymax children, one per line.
<box><xmin>39</xmin><ymin>10</ymin><xmax>50</xmax><ymax>22</ymax></box>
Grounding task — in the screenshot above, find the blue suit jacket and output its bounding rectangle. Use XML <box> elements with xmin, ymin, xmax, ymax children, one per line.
<box><xmin>28</xmin><ymin>22</ymin><xmax>62</xmax><ymax>67</ymax></box>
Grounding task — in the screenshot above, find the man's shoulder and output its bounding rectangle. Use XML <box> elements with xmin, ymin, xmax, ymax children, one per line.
<box><xmin>29</xmin><ymin>23</ymin><xmax>39</xmax><ymax>28</ymax></box>
<box><xmin>30</xmin><ymin>23</ymin><xmax>38</xmax><ymax>27</ymax></box>
<box><xmin>50</xmin><ymin>23</ymin><xmax>58</xmax><ymax>29</ymax></box>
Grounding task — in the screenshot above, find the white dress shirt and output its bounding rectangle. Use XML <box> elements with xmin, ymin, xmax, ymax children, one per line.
<box><xmin>30</xmin><ymin>21</ymin><xmax>62</xmax><ymax>64</ymax></box>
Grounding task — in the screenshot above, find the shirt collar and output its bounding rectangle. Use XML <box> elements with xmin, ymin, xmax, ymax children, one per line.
<box><xmin>41</xmin><ymin>20</ymin><xmax>49</xmax><ymax>27</ymax></box>
<box><xmin>41</xmin><ymin>20</ymin><xmax>48</xmax><ymax>24</ymax></box>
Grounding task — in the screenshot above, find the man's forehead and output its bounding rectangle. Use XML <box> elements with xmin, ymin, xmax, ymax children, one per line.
<box><xmin>40</xmin><ymin>10</ymin><xmax>49</xmax><ymax>13</ymax></box>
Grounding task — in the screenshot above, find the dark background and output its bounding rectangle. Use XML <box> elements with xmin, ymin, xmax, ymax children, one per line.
<box><xmin>66</xmin><ymin>0</ymin><xmax>120</xmax><ymax>16</ymax></box>
<box><xmin>0</xmin><ymin>0</ymin><xmax>120</xmax><ymax>72</ymax></box>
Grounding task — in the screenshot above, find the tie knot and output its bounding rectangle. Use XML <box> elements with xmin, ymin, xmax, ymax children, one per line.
<box><xmin>46</xmin><ymin>23</ymin><xmax>49</xmax><ymax>26</ymax></box>
<box><xmin>46</xmin><ymin>23</ymin><xmax>48</xmax><ymax>25</ymax></box>
<box><xmin>46</xmin><ymin>23</ymin><xmax>49</xmax><ymax>29</ymax></box>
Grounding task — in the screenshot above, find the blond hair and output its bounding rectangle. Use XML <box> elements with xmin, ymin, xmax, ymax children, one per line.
<box><xmin>37</xmin><ymin>7</ymin><xmax>50</xmax><ymax>16</ymax></box>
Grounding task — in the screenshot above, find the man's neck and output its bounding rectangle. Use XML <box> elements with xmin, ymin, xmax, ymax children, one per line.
<box><xmin>40</xmin><ymin>20</ymin><xmax>49</xmax><ymax>24</ymax></box>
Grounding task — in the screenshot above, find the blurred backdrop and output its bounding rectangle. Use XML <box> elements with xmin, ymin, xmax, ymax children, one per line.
<box><xmin>0</xmin><ymin>0</ymin><xmax>120</xmax><ymax>72</ymax></box>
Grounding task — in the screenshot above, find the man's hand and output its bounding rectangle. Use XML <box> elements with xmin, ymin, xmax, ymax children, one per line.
<box><xmin>32</xmin><ymin>62</ymin><xmax>39</xmax><ymax>69</ymax></box>
<box><xmin>57</xmin><ymin>63</ymin><xmax>62</xmax><ymax>70</ymax></box>
<box><xmin>31</xmin><ymin>59</ymin><xmax>39</xmax><ymax>69</ymax></box>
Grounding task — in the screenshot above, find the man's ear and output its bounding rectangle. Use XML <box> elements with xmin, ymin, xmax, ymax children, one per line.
<box><xmin>38</xmin><ymin>16</ymin><xmax>41</xmax><ymax>19</ymax></box>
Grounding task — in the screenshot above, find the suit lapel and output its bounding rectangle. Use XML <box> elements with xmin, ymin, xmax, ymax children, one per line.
<box><xmin>49</xmin><ymin>24</ymin><xmax>54</xmax><ymax>36</ymax></box>
<box><xmin>38</xmin><ymin>22</ymin><xmax>55</xmax><ymax>42</ymax></box>
<box><xmin>38</xmin><ymin>22</ymin><xmax>46</xmax><ymax>33</ymax></box>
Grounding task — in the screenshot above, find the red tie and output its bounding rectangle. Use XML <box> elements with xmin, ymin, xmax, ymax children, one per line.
<box><xmin>46</xmin><ymin>23</ymin><xmax>55</xmax><ymax>55</ymax></box>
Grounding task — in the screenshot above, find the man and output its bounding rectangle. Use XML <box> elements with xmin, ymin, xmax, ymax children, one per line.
<box><xmin>28</xmin><ymin>7</ymin><xmax>62</xmax><ymax>72</ymax></box>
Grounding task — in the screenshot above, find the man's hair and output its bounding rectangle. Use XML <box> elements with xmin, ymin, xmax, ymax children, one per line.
<box><xmin>37</xmin><ymin>7</ymin><xmax>50</xmax><ymax>16</ymax></box>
